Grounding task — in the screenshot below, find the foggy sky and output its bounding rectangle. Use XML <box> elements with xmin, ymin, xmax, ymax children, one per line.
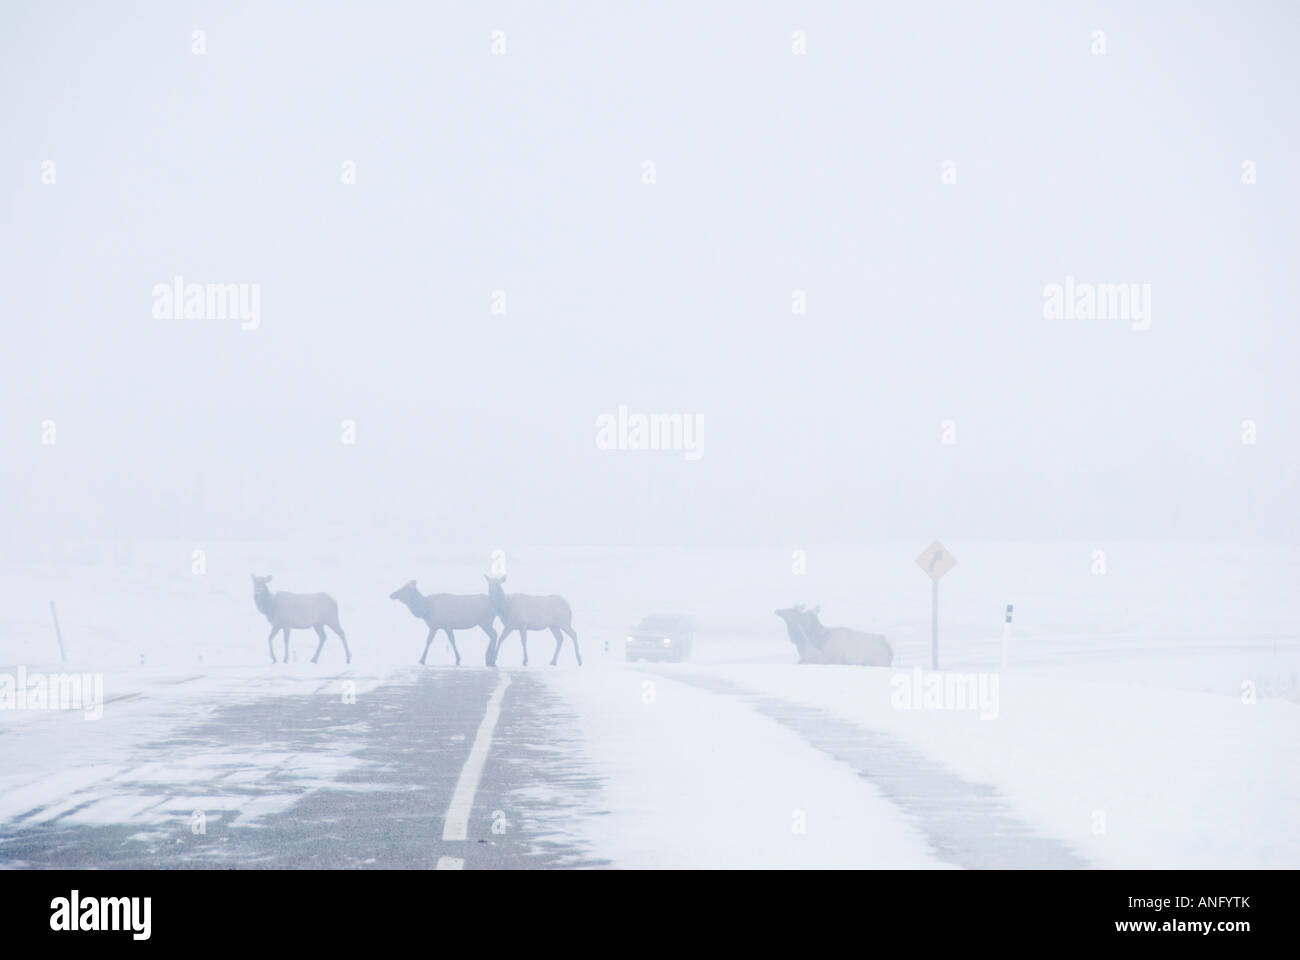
<box><xmin>2</xmin><ymin>1</ymin><xmax>1297</xmax><ymax>548</ymax></box>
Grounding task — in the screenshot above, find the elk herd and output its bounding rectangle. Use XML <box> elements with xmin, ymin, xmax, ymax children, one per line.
<box><xmin>251</xmin><ymin>573</ymin><xmax>579</xmax><ymax>667</ymax></box>
<box><xmin>250</xmin><ymin>573</ymin><xmax>889</xmax><ymax>669</ymax></box>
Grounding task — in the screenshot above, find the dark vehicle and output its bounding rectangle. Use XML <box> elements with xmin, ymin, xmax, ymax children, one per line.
<box><xmin>625</xmin><ymin>614</ymin><xmax>694</xmax><ymax>663</ymax></box>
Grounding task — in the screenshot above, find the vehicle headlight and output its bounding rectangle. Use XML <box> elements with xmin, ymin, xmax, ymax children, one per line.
<box><xmin>626</xmin><ymin>636</ymin><xmax>634</xmax><ymax>644</ymax></box>
<box><xmin>663</xmin><ymin>638</ymin><xmax>672</xmax><ymax>646</ymax></box>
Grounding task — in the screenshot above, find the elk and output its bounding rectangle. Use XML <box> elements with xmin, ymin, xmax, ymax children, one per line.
<box><xmin>388</xmin><ymin>580</ymin><xmax>499</xmax><ymax>666</ymax></box>
<box><xmin>775</xmin><ymin>604</ymin><xmax>821</xmax><ymax>663</ymax></box>
<box><xmin>485</xmin><ymin>574</ymin><xmax>581</xmax><ymax>666</ymax></box>
<box><xmin>802</xmin><ymin>606</ymin><xmax>892</xmax><ymax>666</ymax></box>
<box><xmin>252</xmin><ymin>574</ymin><xmax>351</xmax><ymax>664</ymax></box>
<box><xmin>775</xmin><ymin>604</ymin><xmax>893</xmax><ymax>666</ymax></box>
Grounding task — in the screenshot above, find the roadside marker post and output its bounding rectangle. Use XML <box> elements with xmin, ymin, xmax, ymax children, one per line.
<box><xmin>1001</xmin><ymin>603</ymin><xmax>1013</xmax><ymax>670</ymax></box>
<box><xmin>915</xmin><ymin>541</ymin><xmax>956</xmax><ymax>670</ymax></box>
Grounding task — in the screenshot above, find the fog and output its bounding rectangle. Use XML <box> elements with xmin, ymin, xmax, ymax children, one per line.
<box><xmin>3</xmin><ymin>2</ymin><xmax>1300</xmax><ymax>887</ymax></box>
<box><xmin>2</xmin><ymin>0</ymin><xmax>1297</xmax><ymax>552</ymax></box>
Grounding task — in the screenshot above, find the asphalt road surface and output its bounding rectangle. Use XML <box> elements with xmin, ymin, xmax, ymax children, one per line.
<box><xmin>0</xmin><ymin>659</ymin><xmax>1102</xmax><ymax>869</ymax></box>
<box><xmin>0</xmin><ymin>668</ymin><xmax>608</xmax><ymax>869</ymax></box>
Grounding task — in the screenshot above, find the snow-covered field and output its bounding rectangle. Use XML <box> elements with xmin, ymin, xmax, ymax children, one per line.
<box><xmin>2</xmin><ymin>539</ymin><xmax>1297</xmax><ymax>868</ymax></box>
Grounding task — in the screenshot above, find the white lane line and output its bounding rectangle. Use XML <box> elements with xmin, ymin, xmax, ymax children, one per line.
<box><xmin>441</xmin><ymin>672</ymin><xmax>512</xmax><ymax>842</ymax></box>
<box><xmin>435</xmin><ymin>856</ymin><xmax>465</xmax><ymax>870</ymax></box>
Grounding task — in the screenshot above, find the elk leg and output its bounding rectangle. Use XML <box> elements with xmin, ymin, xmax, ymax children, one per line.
<box><xmin>481</xmin><ymin>623</ymin><xmax>499</xmax><ymax>666</ymax></box>
<box><xmin>549</xmin><ymin>627</ymin><xmax>564</xmax><ymax>666</ymax></box>
<box><xmin>420</xmin><ymin>628</ymin><xmax>434</xmax><ymax>665</ymax></box>
<box><xmin>268</xmin><ymin>625</ymin><xmax>279</xmax><ymax>664</ymax></box>
<box><xmin>283</xmin><ymin>628</ymin><xmax>291</xmax><ymax>662</ymax></box>
<box><xmin>564</xmin><ymin>626</ymin><xmax>582</xmax><ymax>667</ymax></box>
<box><xmin>311</xmin><ymin>625</ymin><xmax>328</xmax><ymax>664</ymax></box>
<box><xmin>332</xmin><ymin>622</ymin><xmax>351</xmax><ymax>664</ymax></box>
<box><xmin>445</xmin><ymin>628</ymin><xmax>461</xmax><ymax>666</ymax></box>
<box><xmin>519</xmin><ymin>629</ymin><xmax>528</xmax><ymax>667</ymax></box>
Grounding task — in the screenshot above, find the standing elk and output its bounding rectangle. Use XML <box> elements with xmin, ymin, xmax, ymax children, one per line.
<box><xmin>485</xmin><ymin>574</ymin><xmax>581</xmax><ymax>666</ymax></box>
<box><xmin>252</xmin><ymin>574</ymin><xmax>351</xmax><ymax>664</ymax></box>
<box><xmin>775</xmin><ymin>603</ymin><xmax>893</xmax><ymax>666</ymax></box>
<box><xmin>389</xmin><ymin>579</ymin><xmax>499</xmax><ymax>666</ymax></box>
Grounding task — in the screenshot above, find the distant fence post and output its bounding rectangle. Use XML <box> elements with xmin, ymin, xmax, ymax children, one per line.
<box><xmin>50</xmin><ymin>600</ymin><xmax>67</xmax><ymax>663</ymax></box>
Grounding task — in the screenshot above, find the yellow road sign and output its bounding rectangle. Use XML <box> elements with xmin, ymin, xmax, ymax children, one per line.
<box><xmin>916</xmin><ymin>541</ymin><xmax>957</xmax><ymax>581</ymax></box>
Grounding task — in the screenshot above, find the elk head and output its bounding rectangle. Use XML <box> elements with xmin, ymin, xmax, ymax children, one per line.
<box><xmin>799</xmin><ymin>606</ymin><xmax>826</xmax><ymax>646</ymax></box>
<box><xmin>774</xmin><ymin>605</ymin><xmax>803</xmax><ymax>627</ymax></box>
<box><xmin>484</xmin><ymin>574</ymin><xmax>507</xmax><ymax>614</ymax></box>
<box><xmin>389</xmin><ymin>579</ymin><xmax>419</xmax><ymax>603</ymax></box>
<box><xmin>251</xmin><ymin>574</ymin><xmax>273</xmax><ymax>614</ymax></box>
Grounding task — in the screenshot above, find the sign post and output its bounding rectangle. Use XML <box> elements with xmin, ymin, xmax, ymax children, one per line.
<box><xmin>915</xmin><ymin>541</ymin><xmax>956</xmax><ymax>670</ymax></box>
<box><xmin>931</xmin><ymin>579</ymin><xmax>939</xmax><ymax>669</ymax></box>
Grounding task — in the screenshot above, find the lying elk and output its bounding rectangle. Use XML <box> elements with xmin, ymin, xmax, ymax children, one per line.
<box><xmin>485</xmin><ymin>574</ymin><xmax>581</xmax><ymax>666</ymax></box>
<box><xmin>389</xmin><ymin>580</ymin><xmax>499</xmax><ymax>666</ymax></box>
<box><xmin>803</xmin><ymin>606</ymin><xmax>893</xmax><ymax>666</ymax></box>
<box><xmin>252</xmin><ymin>574</ymin><xmax>351</xmax><ymax>664</ymax></box>
<box><xmin>776</xmin><ymin>603</ymin><xmax>892</xmax><ymax>666</ymax></box>
<box><xmin>776</xmin><ymin>604</ymin><xmax>820</xmax><ymax>663</ymax></box>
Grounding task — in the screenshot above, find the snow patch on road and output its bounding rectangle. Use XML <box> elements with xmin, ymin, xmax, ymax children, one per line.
<box><xmin>539</xmin><ymin>667</ymin><xmax>950</xmax><ymax>868</ymax></box>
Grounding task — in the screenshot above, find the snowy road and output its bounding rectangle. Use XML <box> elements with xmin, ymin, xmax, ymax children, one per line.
<box><xmin>0</xmin><ymin>660</ymin><xmax>983</xmax><ymax>869</ymax></box>
<box><xmin>0</xmin><ymin>667</ymin><xmax>605</xmax><ymax>869</ymax></box>
<box><xmin>1</xmin><ymin>647</ymin><xmax>1297</xmax><ymax>869</ymax></box>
